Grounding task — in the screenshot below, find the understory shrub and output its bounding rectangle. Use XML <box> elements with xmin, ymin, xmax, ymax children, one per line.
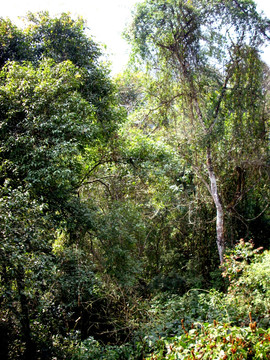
<box><xmin>70</xmin><ymin>241</ymin><xmax>270</xmax><ymax>359</ymax></box>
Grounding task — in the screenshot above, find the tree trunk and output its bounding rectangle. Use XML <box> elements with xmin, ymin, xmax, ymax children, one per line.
<box><xmin>206</xmin><ymin>147</ymin><xmax>225</xmax><ymax>264</ymax></box>
<box><xmin>16</xmin><ymin>266</ymin><xmax>36</xmax><ymax>360</ymax></box>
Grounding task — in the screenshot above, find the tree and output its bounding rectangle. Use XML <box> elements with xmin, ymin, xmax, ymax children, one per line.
<box><xmin>0</xmin><ymin>185</ymin><xmax>56</xmax><ymax>359</ymax></box>
<box><xmin>126</xmin><ymin>0</ymin><xmax>270</xmax><ymax>263</ymax></box>
<box><xmin>0</xmin><ymin>11</ymin><xmax>122</xmax><ymax>218</ymax></box>
<box><xmin>23</xmin><ymin>12</ymin><xmax>120</xmax><ymax>129</ymax></box>
<box><xmin>0</xmin><ymin>18</ymin><xmax>30</xmax><ymax>68</ymax></box>
<box><xmin>0</xmin><ymin>13</ymin><xmax>123</xmax><ymax>358</ymax></box>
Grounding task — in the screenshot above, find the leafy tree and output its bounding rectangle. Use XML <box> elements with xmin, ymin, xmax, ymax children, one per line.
<box><xmin>0</xmin><ymin>18</ymin><xmax>30</xmax><ymax>68</ymax></box>
<box><xmin>24</xmin><ymin>12</ymin><xmax>100</xmax><ymax>67</ymax></box>
<box><xmin>0</xmin><ymin>59</ymin><xmax>93</xmax><ymax>195</ymax></box>
<box><xmin>0</xmin><ymin>11</ymin><xmax>122</xmax><ymax>222</ymax></box>
<box><xmin>0</xmin><ymin>13</ymin><xmax>123</xmax><ymax>359</ymax></box>
<box><xmin>0</xmin><ymin>185</ymin><xmax>55</xmax><ymax>359</ymax></box>
<box><xmin>23</xmin><ymin>12</ymin><xmax>119</xmax><ymax>130</ymax></box>
<box><xmin>126</xmin><ymin>0</ymin><xmax>270</xmax><ymax>262</ymax></box>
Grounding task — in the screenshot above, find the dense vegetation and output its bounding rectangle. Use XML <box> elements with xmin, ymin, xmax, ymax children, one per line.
<box><xmin>0</xmin><ymin>1</ymin><xmax>269</xmax><ymax>359</ymax></box>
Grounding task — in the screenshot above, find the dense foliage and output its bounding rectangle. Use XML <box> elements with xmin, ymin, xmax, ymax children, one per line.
<box><xmin>125</xmin><ymin>0</ymin><xmax>270</xmax><ymax>263</ymax></box>
<box><xmin>0</xmin><ymin>12</ymin><xmax>123</xmax><ymax>359</ymax></box>
<box><xmin>0</xmin><ymin>2</ymin><xmax>269</xmax><ymax>359</ymax></box>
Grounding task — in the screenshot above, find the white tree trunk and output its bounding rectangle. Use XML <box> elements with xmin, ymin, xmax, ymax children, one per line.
<box><xmin>184</xmin><ymin>72</ymin><xmax>226</xmax><ymax>263</ymax></box>
<box><xmin>206</xmin><ymin>147</ymin><xmax>225</xmax><ymax>264</ymax></box>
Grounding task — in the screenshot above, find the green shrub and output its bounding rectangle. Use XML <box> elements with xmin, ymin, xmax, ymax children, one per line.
<box><xmin>222</xmin><ymin>240</ymin><xmax>270</xmax><ymax>327</ymax></box>
<box><xmin>145</xmin><ymin>322</ymin><xmax>270</xmax><ymax>359</ymax></box>
<box><xmin>140</xmin><ymin>242</ymin><xmax>270</xmax><ymax>359</ymax></box>
<box><xmin>71</xmin><ymin>337</ymin><xmax>144</xmax><ymax>360</ymax></box>
<box><xmin>69</xmin><ymin>242</ymin><xmax>270</xmax><ymax>359</ymax></box>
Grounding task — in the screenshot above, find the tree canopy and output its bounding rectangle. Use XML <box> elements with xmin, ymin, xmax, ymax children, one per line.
<box><xmin>0</xmin><ymin>4</ymin><xmax>269</xmax><ymax>359</ymax></box>
<box><xmin>126</xmin><ymin>0</ymin><xmax>270</xmax><ymax>262</ymax></box>
<box><xmin>0</xmin><ymin>12</ymin><xmax>124</xmax><ymax>359</ymax></box>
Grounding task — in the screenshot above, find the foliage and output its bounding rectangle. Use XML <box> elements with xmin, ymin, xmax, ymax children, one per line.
<box><xmin>145</xmin><ymin>323</ymin><xmax>270</xmax><ymax>359</ymax></box>
<box><xmin>67</xmin><ymin>243</ymin><xmax>270</xmax><ymax>359</ymax></box>
<box><xmin>0</xmin><ymin>184</ymin><xmax>103</xmax><ymax>359</ymax></box>
<box><xmin>0</xmin><ymin>59</ymin><xmax>94</xmax><ymax>196</ymax></box>
<box><xmin>0</xmin><ymin>184</ymin><xmax>55</xmax><ymax>358</ymax></box>
<box><xmin>138</xmin><ymin>244</ymin><xmax>270</xmax><ymax>359</ymax></box>
<box><xmin>0</xmin><ymin>4</ymin><xmax>269</xmax><ymax>360</ymax></box>
<box><xmin>72</xmin><ymin>336</ymin><xmax>144</xmax><ymax>360</ymax></box>
<box><xmin>24</xmin><ymin>12</ymin><xmax>100</xmax><ymax>67</ymax></box>
<box><xmin>222</xmin><ymin>240</ymin><xmax>270</xmax><ymax>327</ymax></box>
<box><xmin>126</xmin><ymin>0</ymin><xmax>270</xmax><ymax>262</ymax></box>
<box><xmin>0</xmin><ymin>18</ymin><xmax>30</xmax><ymax>68</ymax></box>
<box><xmin>0</xmin><ymin>12</ymin><xmax>123</xmax><ymax>360</ymax></box>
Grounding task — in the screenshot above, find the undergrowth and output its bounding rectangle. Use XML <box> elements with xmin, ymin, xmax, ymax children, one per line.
<box><xmin>72</xmin><ymin>241</ymin><xmax>270</xmax><ymax>359</ymax></box>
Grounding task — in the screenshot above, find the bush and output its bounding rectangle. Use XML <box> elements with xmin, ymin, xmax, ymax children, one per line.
<box><xmin>139</xmin><ymin>241</ymin><xmax>270</xmax><ymax>359</ymax></box>
<box><xmin>222</xmin><ymin>240</ymin><xmax>270</xmax><ymax>327</ymax></box>
<box><xmin>145</xmin><ymin>322</ymin><xmax>270</xmax><ymax>359</ymax></box>
<box><xmin>71</xmin><ymin>337</ymin><xmax>144</xmax><ymax>360</ymax></box>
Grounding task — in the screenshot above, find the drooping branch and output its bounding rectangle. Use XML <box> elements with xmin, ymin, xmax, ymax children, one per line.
<box><xmin>80</xmin><ymin>179</ymin><xmax>112</xmax><ymax>197</ymax></box>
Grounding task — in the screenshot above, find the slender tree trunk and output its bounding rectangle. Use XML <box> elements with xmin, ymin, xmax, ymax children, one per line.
<box><xmin>180</xmin><ymin>61</ymin><xmax>226</xmax><ymax>263</ymax></box>
<box><xmin>17</xmin><ymin>266</ymin><xmax>36</xmax><ymax>360</ymax></box>
<box><xmin>206</xmin><ymin>147</ymin><xmax>225</xmax><ymax>264</ymax></box>
<box><xmin>189</xmin><ymin>74</ymin><xmax>226</xmax><ymax>263</ymax></box>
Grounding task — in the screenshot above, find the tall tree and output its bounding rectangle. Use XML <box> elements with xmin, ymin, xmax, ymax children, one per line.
<box><xmin>0</xmin><ymin>12</ymin><xmax>121</xmax><ymax>215</ymax></box>
<box><xmin>126</xmin><ymin>0</ymin><xmax>270</xmax><ymax>263</ymax></box>
<box><xmin>0</xmin><ymin>13</ymin><xmax>123</xmax><ymax>358</ymax></box>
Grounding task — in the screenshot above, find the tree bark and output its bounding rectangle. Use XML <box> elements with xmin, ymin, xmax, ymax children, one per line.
<box><xmin>188</xmin><ymin>72</ymin><xmax>226</xmax><ymax>264</ymax></box>
<box><xmin>206</xmin><ymin>147</ymin><xmax>225</xmax><ymax>264</ymax></box>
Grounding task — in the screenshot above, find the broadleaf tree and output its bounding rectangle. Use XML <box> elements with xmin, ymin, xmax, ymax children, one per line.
<box><xmin>0</xmin><ymin>12</ymin><xmax>123</xmax><ymax>359</ymax></box>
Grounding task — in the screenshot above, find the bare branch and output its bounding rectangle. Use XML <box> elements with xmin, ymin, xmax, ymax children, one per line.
<box><xmin>81</xmin><ymin>179</ymin><xmax>112</xmax><ymax>197</ymax></box>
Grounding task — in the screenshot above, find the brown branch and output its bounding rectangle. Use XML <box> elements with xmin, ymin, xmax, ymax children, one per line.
<box><xmin>246</xmin><ymin>203</ymin><xmax>269</xmax><ymax>222</ymax></box>
<box><xmin>75</xmin><ymin>160</ymin><xmax>104</xmax><ymax>189</ymax></box>
<box><xmin>81</xmin><ymin>179</ymin><xmax>112</xmax><ymax>197</ymax></box>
